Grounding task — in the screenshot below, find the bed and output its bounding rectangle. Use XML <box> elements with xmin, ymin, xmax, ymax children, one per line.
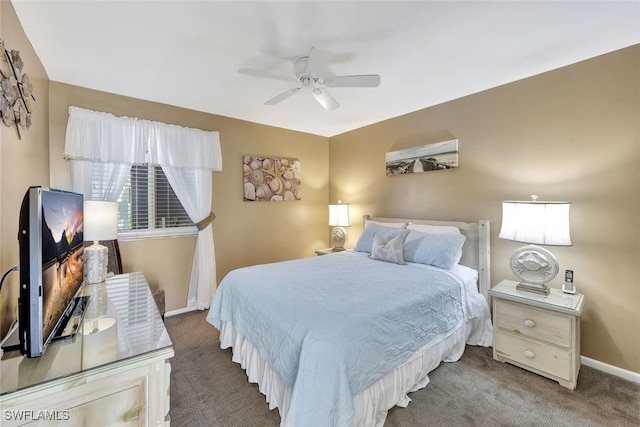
<box><xmin>206</xmin><ymin>215</ymin><xmax>493</xmax><ymax>427</ymax></box>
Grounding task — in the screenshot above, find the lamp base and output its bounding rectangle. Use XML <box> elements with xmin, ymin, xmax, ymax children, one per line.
<box><xmin>84</xmin><ymin>242</ymin><xmax>108</xmax><ymax>284</ymax></box>
<box><xmin>516</xmin><ymin>281</ymin><xmax>551</xmax><ymax>295</ymax></box>
<box><xmin>331</xmin><ymin>226</ymin><xmax>348</xmax><ymax>252</ymax></box>
<box><xmin>509</xmin><ymin>244</ymin><xmax>559</xmax><ymax>295</ymax></box>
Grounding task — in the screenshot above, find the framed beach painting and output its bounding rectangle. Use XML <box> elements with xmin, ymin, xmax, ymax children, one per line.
<box><xmin>243</xmin><ymin>155</ymin><xmax>301</xmax><ymax>201</ymax></box>
<box><xmin>385</xmin><ymin>139</ymin><xmax>458</xmax><ymax>176</ymax></box>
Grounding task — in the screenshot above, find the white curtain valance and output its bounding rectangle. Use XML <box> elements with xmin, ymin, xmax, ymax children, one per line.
<box><xmin>63</xmin><ymin>106</ymin><xmax>222</xmax><ymax>171</ymax></box>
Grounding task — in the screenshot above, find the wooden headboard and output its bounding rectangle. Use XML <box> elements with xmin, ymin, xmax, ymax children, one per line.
<box><xmin>364</xmin><ymin>215</ymin><xmax>491</xmax><ymax>301</ymax></box>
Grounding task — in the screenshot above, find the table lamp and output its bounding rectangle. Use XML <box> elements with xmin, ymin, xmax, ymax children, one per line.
<box><xmin>83</xmin><ymin>201</ymin><xmax>118</xmax><ymax>284</ymax></box>
<box><xmin>328</xmin><ymin>200</ymin><xmax>351</xmax><ymax>251</ymax></box>
<box><xmin>498</xmin><ymin>195</ymin><xmax>571</xmax><ymax>295</ymax></box>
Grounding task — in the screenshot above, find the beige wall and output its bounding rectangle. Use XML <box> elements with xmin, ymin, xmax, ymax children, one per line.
<box><xmin>0</xmin><ymin>1</ymin><xmax>49</xmax><ymax>338</ymax></box>
<box><xmin>1</xmin><ymin>0</ymin><xmax>328</xmax><ymax>335</ymax></box>
<box><xmin>330</xmin><ymin>45</ymin><xmax>640</xmax><ymax>373</ymax></box>
<box><xmin>2</xmin><ymin>0</ymin><xmax>637</xmax><ymax>375</ymax></box>
<box><xmin>48</xmin><ymin>82</ymin><xmax>329</xmax><ymax>313</ymax></box>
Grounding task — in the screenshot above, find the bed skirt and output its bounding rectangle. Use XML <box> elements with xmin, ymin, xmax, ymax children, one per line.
<box><xmin>219</xmin><ymin>317</ymin><xmax>486</xmax><ymax>427</ymax></box>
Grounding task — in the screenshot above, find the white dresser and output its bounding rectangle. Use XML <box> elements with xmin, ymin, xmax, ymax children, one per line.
<box><xmin>489</xmin><ymin>279</ymin><xmax>585</xmax><ymax>390</ymax></box>
<box><xmin>1</xmin><ymin>272</ymin><xmax>174</xmax><ymax>426</ymax></box>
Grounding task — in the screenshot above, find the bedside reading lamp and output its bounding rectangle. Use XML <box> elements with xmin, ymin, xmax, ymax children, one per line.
<box><xmin>499</xmin><ymin>195</ymin><xmax>571</xmax><ymax>295</ymax></box>
<box><xmin>83</xmin><ymin>201</ymin><xmax>118</xmax><ymax>284</ymax></box>
<box><xmin>328</xmin><ymin>201</ymin><xmax>351</xmax><ymax>251</ymax></box>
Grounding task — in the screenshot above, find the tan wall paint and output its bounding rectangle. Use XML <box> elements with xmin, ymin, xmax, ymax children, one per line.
<box><xmin>1</xmin><ymin>0</ymin><xmax>637</xmax><ymax>374</ymax></box>
<box><xmin>329</xmin><ymin>45</ymin><xmax>640</xmax><ymax>373</ymax></box>
<box><xmin>0</xmin><ymin>2</ymin><xmax>49</xmax><ymax>338</ymax></box>
<box><xmin>47</xmin><ymin>82</ymin><xmax>329</xmax><ymax>313</ymax></box>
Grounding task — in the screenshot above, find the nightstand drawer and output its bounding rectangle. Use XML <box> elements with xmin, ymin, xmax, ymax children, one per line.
<box><xmin>494</xmin><ymin>330</ymin><xmax>571</xmax><ymax>381</ymax></box>
<box><xmin>494</xmin><ymin>299</ymin><xmax>572</xmax><ymax>347</ymax></box>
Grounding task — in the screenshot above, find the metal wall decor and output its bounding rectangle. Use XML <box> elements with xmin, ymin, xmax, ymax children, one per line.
<box><xmin>243</xmin><ymin>155</ymin><xmax>301</xmax><ymax>202</ymax></box>
<box><xmin>1</xmin><ymin>39</ymin><xmax>35</xmax><ymax>139</ymax></box>
<box><xmin>386</xmin><ymin>139</ymin><xmax>459</xmax><ymax>176</ymax></box>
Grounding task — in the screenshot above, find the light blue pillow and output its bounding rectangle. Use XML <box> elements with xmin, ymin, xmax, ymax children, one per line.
<box><xmin>370</xmin><ymin>233</ymin><xmax>406</xmax><ymax>265</ymax></box>
<box><xmin>403</xmin><ymin>230</ymin><xmax>466</xmax><ymax>270</ymax></box>
<box><xmin>354</xmin><ymin>223</ymin><xmax>409</xmax><ymax>253</ymax></box>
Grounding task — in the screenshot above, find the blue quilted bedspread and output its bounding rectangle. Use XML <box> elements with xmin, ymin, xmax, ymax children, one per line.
<box><xmin>206</xmin><ymin>251</ymin><xmax>465</xmax><ymax>427</ymax></box>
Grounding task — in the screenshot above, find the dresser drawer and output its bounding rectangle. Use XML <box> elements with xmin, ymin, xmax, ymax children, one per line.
<box><xmin>494</xmin><ymin>330</ymin><xmax>572</xmax><ymax>381</ymax></box>
<box><xmin>494</xmin><ymin>299</ymin><xmax>572</xmax><ymax>347</ymax></box>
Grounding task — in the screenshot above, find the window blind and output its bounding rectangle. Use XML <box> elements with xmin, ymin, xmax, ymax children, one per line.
<box><xmin>90</xmin><ymin>163</ymin><xmax>194</xmax><ymax>234</ymax></box>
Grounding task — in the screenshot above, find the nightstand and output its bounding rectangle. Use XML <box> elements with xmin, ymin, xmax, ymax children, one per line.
<box><xmin>489</xmin><ymin>279</ymin><xmax>585</xmax><ymax>390</ymax></box>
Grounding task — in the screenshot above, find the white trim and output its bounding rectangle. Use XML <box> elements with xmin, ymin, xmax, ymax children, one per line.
<box><xmin>164</xmin><ymin>306</ymin><xmax>199</xmax><ymax>318</ymax></box>
<box><xmin>581</xmin><ymin>356</ymin><xmax>640</xmax><ymax>384</ymax></box>
<box><xmin>117</xmin><ymin>225</ymin><xmax>198</xmax><ymax>241</ymax></box>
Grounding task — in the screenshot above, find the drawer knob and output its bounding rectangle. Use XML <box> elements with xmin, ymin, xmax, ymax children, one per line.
<box><xmin>524</xmin><ymin>350</ymin><xmax>536</xmax><ymax>359</ymax></box>
<box><xmin>524</xmin><ymin>319</ymin><xmax>536</xmax><ymax>328</ymax></box>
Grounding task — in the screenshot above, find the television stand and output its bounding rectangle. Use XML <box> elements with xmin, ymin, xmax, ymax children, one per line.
<box><xmin>1</xmin><ymin>272</ymin><xmax>173</xmax><ymax>426</ymax></box>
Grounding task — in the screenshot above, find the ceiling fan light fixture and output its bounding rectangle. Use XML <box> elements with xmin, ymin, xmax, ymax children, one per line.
<box><xmin>239</xmin><ymin>47</ymin><xmax>380</xmax><ymax>111</ymax></box>
<box><xmin>312</xmin><ymin>87</ymin><xmax>339</xmax><ymax>111</ymax></box>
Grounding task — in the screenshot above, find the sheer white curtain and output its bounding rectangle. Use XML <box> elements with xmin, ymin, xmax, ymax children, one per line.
<box><xmin>161</xmin><ymin>166</ymin><xmax>216</xmax><ymax>309</ymax></box>
<box><xmin>70</xmin><ymin>160</ymin><xmax>131</xmax><ymax>202</ymax></box>
<box><xmin>64</xmin><ymin>106</ymin><xmax>222</xmax><ymax>309</ymax></box>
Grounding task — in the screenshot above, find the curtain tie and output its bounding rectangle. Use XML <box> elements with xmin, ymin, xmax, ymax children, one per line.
<box><xmin>196</xmin><ymin>211</ymin><xmax>216</xmax><ymax>231</ymax></box>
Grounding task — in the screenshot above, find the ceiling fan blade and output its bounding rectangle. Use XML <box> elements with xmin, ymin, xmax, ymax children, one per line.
<box><xmin>324</xmin><ymin>74</ymin><xmax>381</xmax><ymax>87</ymax></box>
<box><xmin>312</xmin><ymin>87</ymin><xmax>339</xmax><ymax>111</ymax></box>
<box><xmin>239</xmin><ymin>68</ymin><xmax>298</xmax><ymax>83</ymax></box>
<box><xmin>306</xmin><ymin>47</ymin><xmax>333</xmax><ymax>76</ymax></box>
<box><xmin>264</xmin><ymin>87</ymin><xmax>301</xmax><ymax>105</ymax></box>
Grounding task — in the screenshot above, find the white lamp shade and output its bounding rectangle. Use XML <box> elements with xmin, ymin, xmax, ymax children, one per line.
<box><xmin>84</xmin><ymin>201</ymin><xmax>119</xmax><ymax>242</ymax></box>
<box><xmin>328</xmin><ymin>203</ymin><xmax>351</xmax><ymax>227</ymax></box>
<box><xmin>499</xmin><ymin>200</ymin><xmax>571</xmax><ymax>246</ymax></box>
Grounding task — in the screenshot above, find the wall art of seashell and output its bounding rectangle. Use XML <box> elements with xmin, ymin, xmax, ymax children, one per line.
<box><xmin>262</xmin><ymin>158</ymin><xmax>274</xmax><ymax>170</ymax></box>
<box><xmin>249</xmin><ymin>169</ymin><xmax>265</xmax><ymax>184</ymax></box>
<box><xmin>255</xmin><ymin>183</ymin><xmax>273</xmax><ymax>200</ymax></box>
<box><xmin>242</xmin><ymin>155</ymin><xmax>301</xmax><ymax>201</ymax></box>
<box><xmin>243</xmin><ymin>182</ymin><xmax>256</xmax><ymax>201</ymax></box>
<box><xmin>250</xmin><ymin>159</ymin><xmax>262</xmax><ymax>170</ymax></box>
<box><xmin>269</xmin><ymin>177</ymin><xmax>284</xmax><ymax>195</ymax></box>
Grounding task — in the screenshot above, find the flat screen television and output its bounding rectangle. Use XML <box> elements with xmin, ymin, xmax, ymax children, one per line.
<box><xmin>18</xmin><ymin>186</ymin><xmax>87</xmax><ymax>358</ymax></box>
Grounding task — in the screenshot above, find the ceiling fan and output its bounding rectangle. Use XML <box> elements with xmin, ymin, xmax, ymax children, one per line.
<box><xmin>239</xmin><ymin>47</ymin><xmax>381</xmax><ymax>111</ymax></box>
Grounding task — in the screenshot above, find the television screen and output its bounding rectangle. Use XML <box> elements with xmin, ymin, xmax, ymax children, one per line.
<box><xmin>19</xmin><ymin>186</ymin><xmax>85</xmax><ymax>358</ymax></box>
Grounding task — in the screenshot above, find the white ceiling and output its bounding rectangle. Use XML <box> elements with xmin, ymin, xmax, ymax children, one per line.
<box><xmin>11</xmin><ymin>1</ymin><xmax>640</xmax><ymax>137</ymax></box>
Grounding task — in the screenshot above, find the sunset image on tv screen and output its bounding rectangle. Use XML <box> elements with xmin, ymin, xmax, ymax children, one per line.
<box><xmin>40</xmin><ymin>191</ymin><xmax>84</xmax><ymax>342</ymax></box>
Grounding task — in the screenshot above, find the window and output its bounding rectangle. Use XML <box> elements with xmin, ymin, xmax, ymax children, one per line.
<box><xmin>90</xmin><ymin>163</ymin><xmax>197</xmax><ymax>240</ymax></box>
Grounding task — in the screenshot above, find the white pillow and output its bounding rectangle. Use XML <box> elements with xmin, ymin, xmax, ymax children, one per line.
<box><xmin>354</xmin><ymin>223</ymin><xmax>409</xmax><ymax>253</ymax></box>
<box><xmin>403</xmin><ymin>230</ymin><xmax>466</xmax><ymax>270</ymax></box>
<box><xmin>407</xmin><ymin>223</ymin><xmax>461</xmax><ymax>235</ymax></box>
<box><xmin>365</xmin><ymin>219</ymin><xmax>407</xmax><ymax>229</ymax></box>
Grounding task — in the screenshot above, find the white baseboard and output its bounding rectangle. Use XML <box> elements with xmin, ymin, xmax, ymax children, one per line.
<box><xmin>581</xmin><ymin>356</ymin><xmax>640</xmax><ymax>384</ymax></box>
<box><xmin>165</xmin><ymin>306</ymin><xmax>199</xmax><ymax>318</ymax></box>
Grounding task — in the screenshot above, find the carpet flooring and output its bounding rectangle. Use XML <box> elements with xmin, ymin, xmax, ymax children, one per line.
<box><xmin>165</xmin><ymin>310</ymin><xmax>639</xmax><ymax>427</ymax></box>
